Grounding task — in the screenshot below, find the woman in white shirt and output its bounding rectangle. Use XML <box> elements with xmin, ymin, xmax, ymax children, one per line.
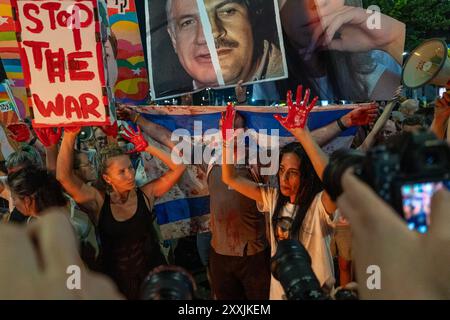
<box><xmin>222</xmin><ymin>88</ymin><xmax>337</xmax><ymax>300</ymax></box>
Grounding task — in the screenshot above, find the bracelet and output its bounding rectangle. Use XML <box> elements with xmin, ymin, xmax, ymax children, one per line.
<box><xmin>337</xmin><ymin>118</ymin><xmax>349</xmax><ymax>131</ymax></box>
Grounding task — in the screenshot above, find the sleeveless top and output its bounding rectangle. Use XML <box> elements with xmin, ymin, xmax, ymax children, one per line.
<box><xmin>98</xmin><ymin>188</ymin><xmax>166</xmax><ymax>300</ymax></box>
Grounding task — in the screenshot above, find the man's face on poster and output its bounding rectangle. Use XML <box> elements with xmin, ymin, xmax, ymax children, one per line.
<box><xmin>167</xmin><ymin>0</ymin><xmax>255</xmax><ymax>87</ymax></box>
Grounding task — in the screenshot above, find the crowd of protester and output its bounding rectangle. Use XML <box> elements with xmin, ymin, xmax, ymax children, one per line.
<box><xmin>0</xmin><ymin>83</ymin><xmax>449</xmax><ymax>300</ymax></box>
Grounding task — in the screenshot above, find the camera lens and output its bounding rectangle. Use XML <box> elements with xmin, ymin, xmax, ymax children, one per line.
<box><xmin>271</xmin><ymin>240</ymin><xmax>326</xmax><ymax>300</ymax></box>
<box><xmin>140</xmin><ymin>266</ymin><xmax>196</xmax><ymax>300</ymax></box>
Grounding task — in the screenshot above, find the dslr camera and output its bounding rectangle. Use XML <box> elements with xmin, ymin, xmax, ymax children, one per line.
<box><xmin>323</xmin><ymin>130</ymin><xmax>450</xmax><ymax>233</ymax></box>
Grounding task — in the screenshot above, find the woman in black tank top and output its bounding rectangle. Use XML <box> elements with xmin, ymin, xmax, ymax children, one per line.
<box><xmin>56</xmin><ymin>126</ymin><xmax>186</xmax><ymax>299</ymax></box>
<box><xmin>98</xmin><ymin>188</ymin><xmax>166</xmax><ymax>299</ymax></box>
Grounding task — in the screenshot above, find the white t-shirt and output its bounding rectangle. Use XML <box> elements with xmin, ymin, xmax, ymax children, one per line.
<box><xmin>258</xmin><ymin>187</ymin><xmax>337</xmax><ymax>300</ymax></box>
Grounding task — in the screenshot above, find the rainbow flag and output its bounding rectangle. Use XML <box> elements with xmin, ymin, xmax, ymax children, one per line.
<box><xmin>107</xmin><ymin>0</ymin><xmax>150</xmax><ymax>104</ymax></box>
<box><xmin>0</xmin><ymin>0</ymin><xmax>28</xmax><ymax>119</ymax></box>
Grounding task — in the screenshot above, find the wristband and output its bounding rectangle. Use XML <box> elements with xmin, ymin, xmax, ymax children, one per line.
<box><xmin>337</xmin><ymin>118</ymin><xmax>349</xmax><ymax>131</ymax></box>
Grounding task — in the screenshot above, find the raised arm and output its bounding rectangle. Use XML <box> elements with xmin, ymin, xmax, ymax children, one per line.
<box><xmin>274</xmin><ymin>86</ymin><xmax>336</xmax><ymax>213</ymax></box>
<box><xmin>357</xmin><ymin>101</ymin><xmax>395</xmax><ymax>152</ymax></box>
<box><xmin>33</xmin><ymin>127</ymin><xmax>62</xmax><ymax>173</ymax></box>
<box><xmin>357</xmin><ymin>87</ymin><xmax>402</xmax><ymax>152</ymax></box>
<box><xmin>56</xmin><ymin>127</ymin><xmax>103</xmax><ymax>222</ymax></box>
<box><xmin>117</xmin><ymin>105</ymin><xmax>176</xmax><ymax>150</ymax></box>
<box><xmin>120</xmin><ymin>126</ymin><xmax>185</xmax><ymax>198</ymax></box>
<box><xmin>430</xmin><ymin>90</ymin><xmax>449</xmax><ymax>141</ymax></box>
<box><xmin>221</xmin><ymin>103</ymin><xmax>263</xmax><ymax>203</ymax></box>
<box><xmin>310</xmin><ymin>104</ymin><xmax>378</xmax><ymax>146</ymax></box>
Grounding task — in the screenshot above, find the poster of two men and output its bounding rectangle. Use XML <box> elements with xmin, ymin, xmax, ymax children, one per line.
<box><xmin>141</xmin><ymin>0</ymin><xmax>405</xmax><ymax>102</ymax></box>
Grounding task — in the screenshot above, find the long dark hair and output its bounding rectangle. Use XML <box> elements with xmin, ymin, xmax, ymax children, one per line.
<box><xmin>272</xmin><ymin>142</ymin><xmax>323</xmax><ymax>242</ymax></box>
<box><xmin>8</xmin><ymin>167</ymin><xmax>67</xmax><ymax>213</ymax></box>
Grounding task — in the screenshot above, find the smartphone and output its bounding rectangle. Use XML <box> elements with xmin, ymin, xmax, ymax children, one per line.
<box><xmin>400</xmin><ymin>180</ymin><xmax>450</xmax><ymax>234</ymax></box>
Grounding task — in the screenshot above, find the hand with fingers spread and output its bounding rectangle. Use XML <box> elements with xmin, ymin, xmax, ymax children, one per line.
<box><xmin>221</xmin><ymin>102</ymin><xmax>236</xmax><ymax>142</ymax></box>
<box><xmin>33</xmin><ymin>127</ymin><xmax>62</xmax><ymax>147</ymax></box>
<box><xmin>338</xmin><ymin>171</ymin><xmax>450</xmax><ymax>300</ymax></box>
<box><xmin>341</xmin><ymin>103</ymin><xmax>379</xmax><ymax>127</ymax></box>
<box><xmin>7</xmin><ymin>123</ymin><xmax>31</xmax><ymax>143</ymax></box>
<box><xmin>101</xmin><ymin>121</ymin><xmax>119</xmax><ymax>138</ymax></box>
<box><xmin>274</xmin><ymin>85</ymin><xmax>318</xmax><ymax>131</ymax></box>
<box><xmin>121</xmin><ymin>126</ymin><xmax>148</xmax><ymax>154</ymax></box>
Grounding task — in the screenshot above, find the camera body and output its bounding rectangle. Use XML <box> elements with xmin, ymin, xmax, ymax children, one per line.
<box><xmin>324</xmin><ymin>130</ymin><xmax>450</xmax><ymax>233</ymax></box>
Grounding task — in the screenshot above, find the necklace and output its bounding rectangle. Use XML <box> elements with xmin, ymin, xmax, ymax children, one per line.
<box><xmin>111</xmin><ymin>189</ymin><xmax>133</xmax><ymax>205</ymax></box>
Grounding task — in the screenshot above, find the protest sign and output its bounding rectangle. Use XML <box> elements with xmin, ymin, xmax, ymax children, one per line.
<box><xmin>12</xmin><ymin>0</ymin><xmax>111</xmax><ymax>127</ymax></box>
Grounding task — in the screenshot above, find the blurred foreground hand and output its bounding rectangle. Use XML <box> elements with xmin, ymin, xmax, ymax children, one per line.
<box><xmin>0</xmin><ymin>208</ymin><xmax>123</xmax><ymax>300</ymax></box>
<box><xmin>338</xmin><ymin>171</ymin><xmax>450</xmax><ymax>300</ymax></box>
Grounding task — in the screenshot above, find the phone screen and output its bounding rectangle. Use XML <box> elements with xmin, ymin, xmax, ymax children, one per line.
<box><xmin>401</xmin><ymin>180</ymin><xmax>450</xmax><ymax>233</ymax></box>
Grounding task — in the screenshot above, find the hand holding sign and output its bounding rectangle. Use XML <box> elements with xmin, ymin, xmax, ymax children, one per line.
<box><xmin>274</xmin><ymin>85</ymin><xmax>318</xmax><ymax>131</ymax></box>
<box><xmin>221</xmin><ymin>102</ymin><xmax>236</xmax><ymax>142</ymax></box>
<box><xmin>64</xmin><ymin>126</ymin><xmax>81</xmax><ymax>136</ymax></box>
<box><xmin>121</xmin><ymin>126</ymin><xmax>148</xmax><ymax>154</ymax></box>
<box><xmin>33</xmin><ymin>127</ymin><xmax>62</xmax><ymax>147</ymax></box>
<box><xmin>7</xmin><ymin>123</ymin><xmax>31</xmax><ymax>143</ymax></box>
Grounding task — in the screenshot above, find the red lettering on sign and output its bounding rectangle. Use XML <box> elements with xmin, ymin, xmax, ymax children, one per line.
<box><xmin>64</xmin><ymin>95</ymin><xmax>82</xmax><ymax>119</ymax></box>
<box><xmin>80</xmin><ymin>93</ymin><xmax>101</xmax><ymax>119</ymax></box>
<box><xmin>45</xmin><ymin>48</ymin><xmax>65</xmax><ymax>83</ymax></box>
<box><xmin>23</xmin><ymin>3</ymin><xmax>43</xmax><ymax>33</ymax></box>
<box><xmin>33</xmin><ymin>93</ymin><xmax>102</xmax><ymax>120</ymax></box>
<box><xmin>67</xmin><ymin>51</ymin><xmax>95</xmax><ymax>81</ymax></box>
<box><xmin>40</xmin><ymin>2</ymin><xmax>62</xmax><ymax>30</ymax></box>
<box><xmin>22</xmin><ymin>41</ymin><xmax>49</xmax><ymax>69</ymax></box>
<box><xmin>33</xmin><ymin>93</ymin><xmax>64</xmax><ymax>117</ymax></box>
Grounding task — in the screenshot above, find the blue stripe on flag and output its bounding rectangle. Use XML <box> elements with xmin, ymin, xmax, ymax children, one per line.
<box><xmin>154</xmin><ymin>196</ymin><xmax>210</xmax><ymax>225</ymax></box>
<box><xmin>142</xmin><ymin>108</ymin><xmax>356</xmax><ymax>137</ymax></box>
<box><xmin>1</xmin><ymin>59</ymin><xmax>22</xmax><ymax>66</ymax></box>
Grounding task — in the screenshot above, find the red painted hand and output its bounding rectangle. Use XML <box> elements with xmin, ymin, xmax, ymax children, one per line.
<box><xmin>33</xmin><ymin>127</ymin><xmax>62</xmax><ymax>147</ymax></box>
<box><xmin>121</xmin><ymin>126</ymin><xmax>148</xmax><ymax>154</ymax></box>
<box><xmin>221</xmin><ymin>102</ymin><xmax>236</xmax><ymax>141</ymax></box>
<box><xmin>343</xmin><ymin>103</ymin><xmax>379</xmax><ymax>127</ymax></box>
<box><xmin>7</xmin><ymin>123</ymin><xmax>31</xmax><ymax>143</ymax></box>
<box><xmin>274</xmin><ymin>85</ymin><xmax>318</xmax><ymax>129</ymax></box>
<box><xmin>101</xmin><ymin>121</ymin><xmax>118</xmax><ymax>138</ymax></box>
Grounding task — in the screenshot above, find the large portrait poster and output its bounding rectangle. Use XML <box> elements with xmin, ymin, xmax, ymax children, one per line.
<box><xmin>145</xmin><ymin>0</ymin><xmax>288</xmax><ymax>100</ymax></box>
<box><xmin>12</xmin><ymin>0</ymin><xmax>110</xmax><ymax>127</ymax></box>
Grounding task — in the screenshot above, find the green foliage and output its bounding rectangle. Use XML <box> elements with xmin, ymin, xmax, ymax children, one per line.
<box><xmin>362</xmin><ymin>0</ymin><xmax>450</xmax><ymax>50</ymax></box>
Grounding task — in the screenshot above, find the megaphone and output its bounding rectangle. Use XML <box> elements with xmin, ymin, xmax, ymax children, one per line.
<box><xmin>79</xmin><ymin>126</ymin><xmax>94</xmax><ymax>142</ymax></box>
<box><xmin>402</xmin><ymin>39</ymin><xmax>450</xmax><ymax>89</ymax></box>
